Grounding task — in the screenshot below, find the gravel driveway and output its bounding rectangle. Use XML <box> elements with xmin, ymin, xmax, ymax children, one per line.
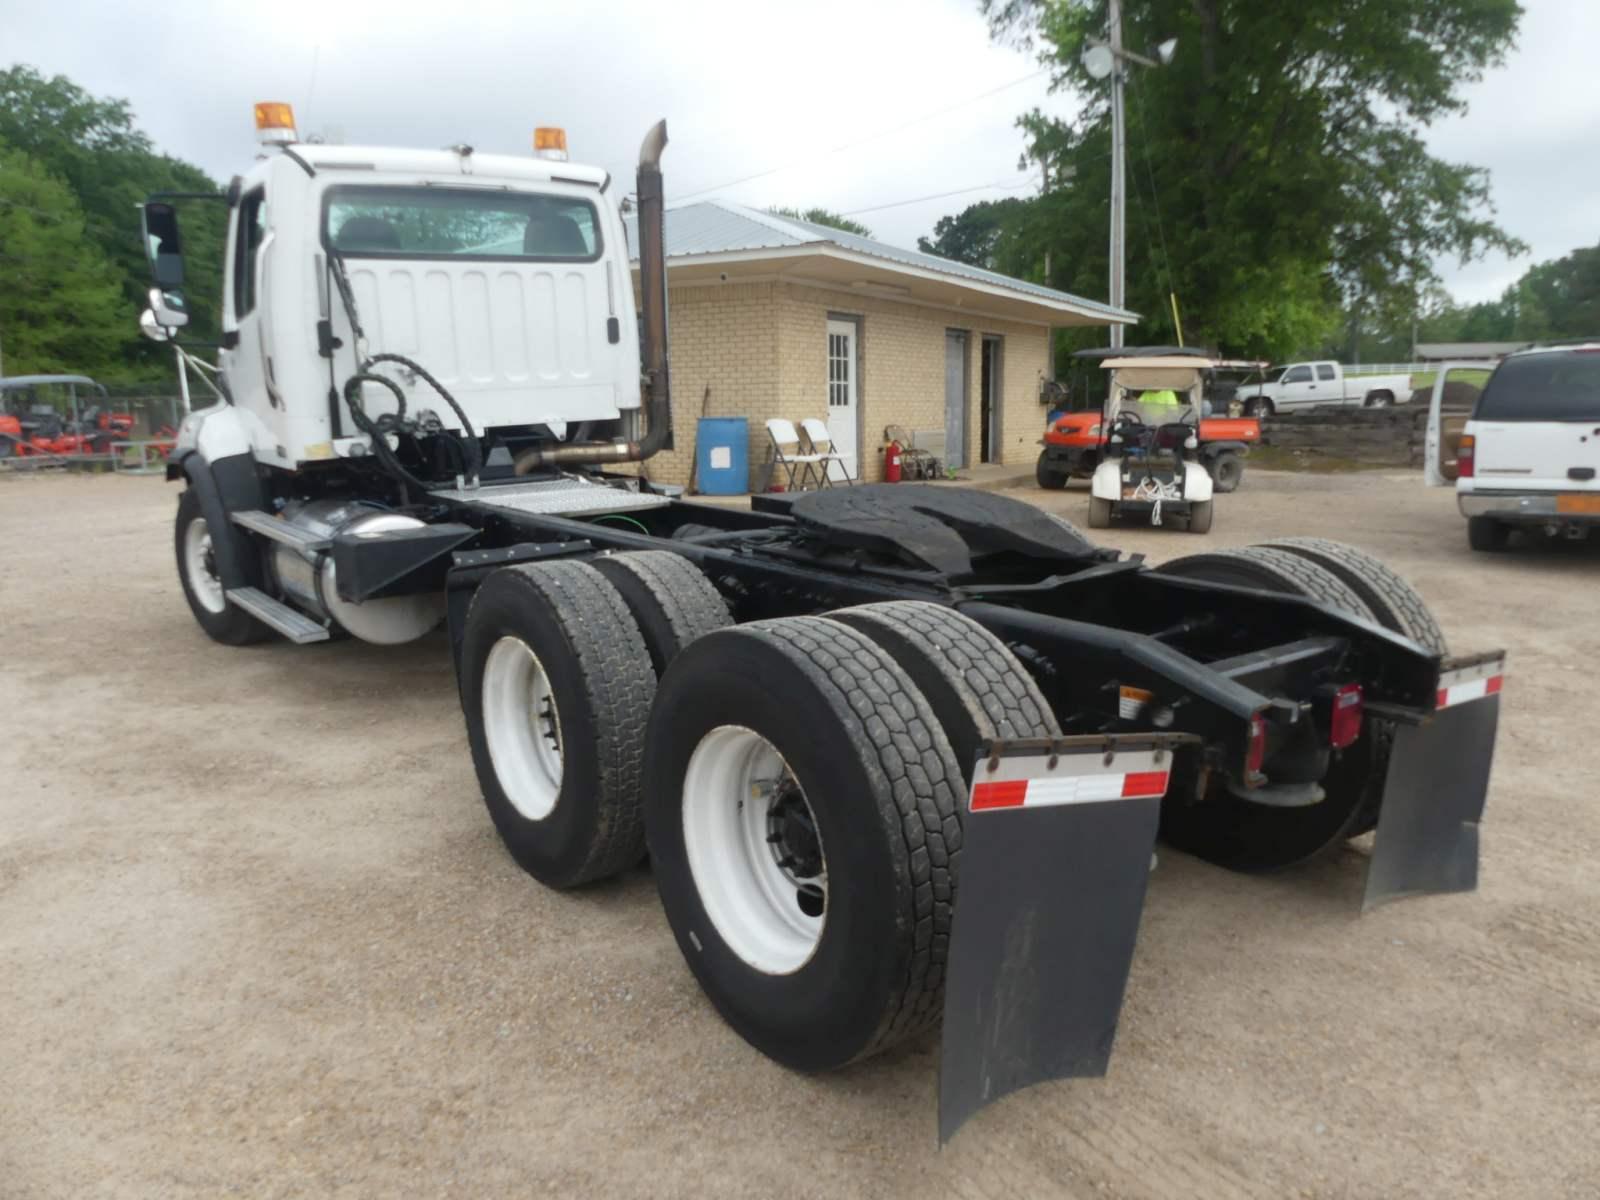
<box><xmin>2</xmin><ymin>469</ymin><xmax>1595</xmax><ymax>1198</ymax></box>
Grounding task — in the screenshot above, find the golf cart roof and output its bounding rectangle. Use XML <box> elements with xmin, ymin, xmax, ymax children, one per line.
<box><xmin>1102</xmin><ymin>356</ymin><xmax>1220</xmax><ymax>370</ymax></box>
<box><xmin>0</xmin><ymin>375</ymin><xmax>108</xmax><ymax>394</ymax></box>
<box><xmin>1072</xmin><ymin>345</ymin><xmax>1212</xmax><ymax>362</ymax></box>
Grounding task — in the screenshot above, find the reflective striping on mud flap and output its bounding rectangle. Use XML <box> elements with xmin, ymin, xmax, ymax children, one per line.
<box><xmin>1436</xmin><ymin>661</ymin><xmax>1504</xmax><ymax>710</ymax></box>
<box><xmin>939</xmin><ymin>735</ymin><xmax>1192</xmax><ymax>1146</ymax></box>
<box><xmin>970</xmin><ymin>759</ymin><xmax>1171</xmax><ymax>810</ymax></box>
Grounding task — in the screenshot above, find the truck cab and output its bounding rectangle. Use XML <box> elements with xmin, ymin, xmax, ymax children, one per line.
<box><xmin>153</xmin><ymin>116</ymin><xmax>641</xmax><ymax>474</ymax></box>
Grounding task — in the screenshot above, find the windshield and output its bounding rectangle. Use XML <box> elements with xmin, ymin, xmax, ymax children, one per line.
<box><xmin>324</xmin><ymin>186</ymin><xmax>601</xmax><ymax>261</ymax></box>
<box><xmin>1474</xmin><ymin>351</ymin><xmax>1600</xmax><ymax>421</ymax></box>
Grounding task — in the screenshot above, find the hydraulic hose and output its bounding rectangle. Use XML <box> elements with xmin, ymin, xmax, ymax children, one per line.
<box><xmin>329</xmin><ymin>251</ymin><xmax>482</xmax><ymax>490</ymax></box>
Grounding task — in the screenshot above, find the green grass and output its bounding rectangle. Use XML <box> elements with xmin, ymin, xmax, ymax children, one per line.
<box><xmin>1407</xmin><ymin>368</ymin><xmax>1491</xmax><ymax>394</ymax></box>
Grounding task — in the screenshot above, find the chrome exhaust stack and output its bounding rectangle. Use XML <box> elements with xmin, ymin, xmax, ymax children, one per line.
<box><xmin>515</xmin><ymin>120</ymin><xmax>673</xmax><ymax>474</ymax></box>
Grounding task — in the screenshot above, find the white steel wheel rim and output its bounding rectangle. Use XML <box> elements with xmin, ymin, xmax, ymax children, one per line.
<box><xmin>682</xmin><ymin>725</ymin><xmax>827</xmax><ymax>975</ymax></box>
<box><xmin>482</xmin><ymin>636</ymin><xmax>564</xmax><ymax>821</ymax></box>
<box><xmin>183</xmin><ymin>517</ymin><xmax>226</xmax><ymax>614</ymax></box>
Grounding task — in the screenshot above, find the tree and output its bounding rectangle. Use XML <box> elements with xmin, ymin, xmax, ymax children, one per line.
<box><xmin>0</xmin><ymin>65</ymin><xmax>227</xmax><ymax>373</ymax></box>
<box><xmin>975</xmin><ymin>0</ymin><xmax>1525</xmax><ymax>360</ymax></box>
<box><xmin>767</xmin><ymin>206</ymin><xmax>874</xmax><ymax>239</ymax></box>
<box><xmin>917</xmin><ymin>198</ymin><xmax>1028</xmax><ymax>268</ymax></box>
<box><xmin>0</xmin><ymin>147</ymin><xmax>127</xmax><ymax>375</ymax></box>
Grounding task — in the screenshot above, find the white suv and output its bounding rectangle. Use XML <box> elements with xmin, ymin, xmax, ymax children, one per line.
<box><xmin>1425</xmin><ymin>344</ymin><xmax>1600</xmax><ymax>550</ymax></box>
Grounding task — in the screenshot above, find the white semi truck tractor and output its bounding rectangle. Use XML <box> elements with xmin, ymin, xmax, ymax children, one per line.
<box><xmin>139</xmin><ymin>103</ymin><xmax>1505</xmax><ymax>1141</ymax></box>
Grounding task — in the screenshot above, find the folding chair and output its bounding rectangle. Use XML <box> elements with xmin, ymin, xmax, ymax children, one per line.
<box><xmin>764</xmin><ymin>418</ymin><xmax>825</xmax><ymax>490</ymax></box>
<box><xmin>799</xmin><ymin>417</ymin><xmax>853</xmax><ymax>486</ymax></box>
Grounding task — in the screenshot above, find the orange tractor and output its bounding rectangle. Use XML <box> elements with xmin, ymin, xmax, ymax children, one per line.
<box><xmin>0</xmin><ymin>375</ymin><xmax>174</xmax><ymax>463</ymax></box>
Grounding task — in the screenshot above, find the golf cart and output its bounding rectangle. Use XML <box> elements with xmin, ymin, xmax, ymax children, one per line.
<box><xmin>1088</xmin><ymin>355</ymin><xmax>1214</xmax><ymax>532</ymax></box>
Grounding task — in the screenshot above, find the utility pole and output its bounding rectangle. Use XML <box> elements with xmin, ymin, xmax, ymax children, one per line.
<box><xmin>1041</xmin><ymin>158</ymin><xmax>1052</xmax><ymax>280</ymax></box>
<box><xmin>1108</xmin><ymin>0</ymin><xmax>1127</xmax><ymax>348</ymax></box>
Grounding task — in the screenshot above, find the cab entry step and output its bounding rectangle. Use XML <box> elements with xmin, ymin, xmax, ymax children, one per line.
<box><xmin>225</xmin><ymin>587</ymin><xmax>330</xmax><ymax>644</ymax></box>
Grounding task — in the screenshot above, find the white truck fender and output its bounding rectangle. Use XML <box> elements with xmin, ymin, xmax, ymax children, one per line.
<box><xmin>175</xmin><ymin>402</ymin><xmax>266</xmax><ymax>465</ymax></box>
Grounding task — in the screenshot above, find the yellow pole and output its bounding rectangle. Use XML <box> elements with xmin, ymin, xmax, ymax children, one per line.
<box><xmin>1169</xmin><ymin>292</ymin><xmax>1185</xmax><ymax>347</ymax></box>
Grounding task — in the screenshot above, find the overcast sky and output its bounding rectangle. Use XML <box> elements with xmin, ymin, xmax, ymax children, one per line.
<box><xmin>6</xmin><ymin>0</ymin><xmax>1595</xmax><ymax>306</ymax></box>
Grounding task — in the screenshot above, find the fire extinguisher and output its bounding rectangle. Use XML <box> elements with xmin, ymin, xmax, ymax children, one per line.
<box><xmin>884</xmin><ymin>439</ymin><xmax>903</xmax><ymax>483</ymax></box>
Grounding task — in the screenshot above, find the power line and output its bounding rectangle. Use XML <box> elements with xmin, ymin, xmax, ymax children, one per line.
<box><xmin>669</xmin><ymin>67</ymin><xmax>1049</xmax><ymax>202</ymax></box>
<box><xmin>840</xmin><ymin>177</ymin><xmax>1036</xmax><ymax>217</ymax></box>
<box><xmin>1127</xmin><ymin>73</ymin><xmax>1178</xmax><ymax>309</ymax></box>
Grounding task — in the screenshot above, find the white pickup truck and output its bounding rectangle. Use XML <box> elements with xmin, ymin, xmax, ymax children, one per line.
<box><xmin>1235</xmin><ymin>361</ymin><xmax>1411</xmax><ymax>416</ymax></box>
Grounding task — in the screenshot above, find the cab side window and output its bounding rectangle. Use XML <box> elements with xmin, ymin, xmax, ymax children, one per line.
<box><xmin>233</xmin><ymin>188</ymin><xmax>267</xmax><ymax>319</ymax></box>
<box><xmin>1316</xmin><ymin>364</ymin><xmax>1336</xmax><ymax>381</ymax></box>
<box><xmin>1283</xmin><ymin>365</ymin><xmax>1312</xmax><ymax>384</ymax></box>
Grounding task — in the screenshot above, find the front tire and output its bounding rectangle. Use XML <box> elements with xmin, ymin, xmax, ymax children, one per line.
<box><xmin>1035</xmin><ymin>451</ymin><xmax>1068</xmax><ymax>490</ymax></box>
<box><xmin>174</xmin><ymin>488</ymin><xmax>270</xmax><ymax>645</ymax></box>
<box><xmin>461</xmin><ymin>561</ymin><xmax>656</xmax><ymax>887</ymax></box>
<box><xmin>1186</xmin><ymin>499</ymin><xmax>1214</xmax><ymax>533</ymax></box>
<box><xmin>644</xmin><ymin>617</ymin><xmax>965</xmax><ymax>1070</ymax></box>
<box><xmin>1244</xmin><ymin>397</ymin><xmax>1275</xmax><ymax>417</ymax></box>
<box><xmin>1087</xmin><ymin>496</ymin><xmax>1113</xmax><ymax>528</ymax></box>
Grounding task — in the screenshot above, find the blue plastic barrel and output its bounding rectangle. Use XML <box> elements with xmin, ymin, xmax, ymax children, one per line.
<box><xmin>696</xmin><ymin>417</ymin><xmax>749</xmax><ymax>495</ymax></box>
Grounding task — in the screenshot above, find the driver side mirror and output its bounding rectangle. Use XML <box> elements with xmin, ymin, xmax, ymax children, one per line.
<box><xmin>145</xmin><ymin>284</ymin><xmax>189</xmax><ymax>331</ymax></box>
<box><xmin>138</xmin><ymin>308</ymin><xmax>174</xmax><ymax>343</ymax></box>
<box><xmin>141</xmin><ymin>201</ymin><xmax>186</xmax><ymax>289</ymax></box>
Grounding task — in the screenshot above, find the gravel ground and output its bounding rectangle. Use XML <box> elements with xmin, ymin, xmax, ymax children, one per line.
<box><xmin>2</xmin><ymin>468</ymin><xmax>1596</xmax><ymax>1199</ymax></box>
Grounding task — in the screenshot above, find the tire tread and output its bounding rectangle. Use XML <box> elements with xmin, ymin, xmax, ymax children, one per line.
<box><xmin>466</xmin><ymin>560</ymin><xmax>655</xmax><ymax>884</ymax></box>
<box><xmin>1257</xmin><ymin>537</ymin><xmax>1446</xmax><ymax>653</ymax></box>
<box><xmin>738</xmin><ymin>616</ymin><xmax>966</xmax><ymax>1057</ymax></box>
<box><xmin>591</xmin><ymin>550</ymin><xmax>731</xmax><ymax>674</ymax></box>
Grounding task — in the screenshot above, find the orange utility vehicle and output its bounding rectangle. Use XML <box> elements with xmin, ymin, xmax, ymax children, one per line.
<box><xmin>1037</xmin><ymin>348</ymin><xmax>1261</xmax><ymax>492</ymax></box>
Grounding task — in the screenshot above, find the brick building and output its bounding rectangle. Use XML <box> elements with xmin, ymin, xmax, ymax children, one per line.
<box><xmin>626</xmin><ymin>203</ymin><xmax>1134</xmax><ymax>488</ymax></box>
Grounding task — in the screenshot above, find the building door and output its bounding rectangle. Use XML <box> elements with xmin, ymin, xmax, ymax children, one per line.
<box><xmin>826</xmin><ymin>319</ymin><xmax>858</xmax><ymax>480</ymax></box>
<box><xmin>945</xmin><ymin>331</ymin><xmax>968</xmax><ymax>469</ymax></box>
<box><xmin>980</xmin><ymin>335</ymin><xmax>1003</xmax><ymax>463</ymax></box>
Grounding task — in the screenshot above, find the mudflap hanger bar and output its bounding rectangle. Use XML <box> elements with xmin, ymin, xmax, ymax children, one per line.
<box><xmin>939</xmin><ymin>732</ymin><xmax>1197</xmax><ymax>1144</ymax></box>
<box><xmin>1365</xmin><ymin>650</ymin><xmax>1506</xmax><ymax>910</ymax></box>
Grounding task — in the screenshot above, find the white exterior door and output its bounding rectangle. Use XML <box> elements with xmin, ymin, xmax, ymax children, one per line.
<box><xmin>826</xmin><ymin>319</ymin><xmax>858</xmax><ymax>480</ymax></box>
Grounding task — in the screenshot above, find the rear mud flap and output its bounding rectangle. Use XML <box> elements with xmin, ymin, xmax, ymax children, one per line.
<box><xmin>938</xmin><ymin>734</ymin><xmax>1193</xmax><ymax>1144</ymax></box>
<box><xmin>1365</xmin><ymin>679</ymin><xmax>1501</xmax><ymax>910</ymax></box>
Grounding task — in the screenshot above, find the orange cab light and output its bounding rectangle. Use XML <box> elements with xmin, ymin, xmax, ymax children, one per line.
<box><xmin>254</xmin><ymin>102</ymin><xmax>296</xmax><ymax>131</ymax></box>
<box><xmin>533</xmin><ymin>127</ymin><xmax>569</xmax><ymax>160</ymax></box>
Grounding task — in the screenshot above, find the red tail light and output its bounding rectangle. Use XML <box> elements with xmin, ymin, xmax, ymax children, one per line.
<box><xmin>1246</xmin><ymin>715</ymin><xmax>1267</xmax><ymax>776</ymax></box>
<box><xmin>1457</xmin><ymin>433</ymin><xmax>1475</xmax><ymax>478</ymax></box>
<box><xmin>1329</xmin><ymin>683</ymin><xmax>1363</xmax><ymax>749</ymax></box>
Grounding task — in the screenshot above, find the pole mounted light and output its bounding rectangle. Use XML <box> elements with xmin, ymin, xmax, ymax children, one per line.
<box><xmin>1080</xmin><ymin>5</ymin><xmax>1176</xmax><ymax>347</ymax></box>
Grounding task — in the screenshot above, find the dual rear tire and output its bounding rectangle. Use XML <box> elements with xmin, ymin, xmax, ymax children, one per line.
<box><xmin>458</xmin><ymin>561</ymin><xmax>1057</xmax><ymax>1069</ymax></box>
<box><xmin>1154</xmin><ymin>541</ymin><xmax>1442</xmax><ymax>870</ymax></box>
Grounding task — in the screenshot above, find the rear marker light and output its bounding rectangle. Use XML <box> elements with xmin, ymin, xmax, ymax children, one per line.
<box><xmin>1246</xmin><ymin>715</ymin><xmax>1267</xmax><ymax>775</ymax></box>
<box><xmin>1329</xmin><ymin>683</ymin><xmax>1363</xmax><ymax>750</ymax></box>
<box><xmin>1458</xmin><ymin>433</ymin><xmax>1475</xmax><ymax>479</ymax></box>
<box><xmin>1120</xmin><ymin>771</ymin><xmax>1168</xmax><ymax>798</ymax></box>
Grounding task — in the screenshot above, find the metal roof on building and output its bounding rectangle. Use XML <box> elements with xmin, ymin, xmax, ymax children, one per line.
<box><xmin>626</xmin><ymin>200</ymin><xmax>1135</xmax><ymax>324</ymax></box>
<box><xmin>1414</xmin><ymin>341</ymin><xmax>1528</xmax><ymax>361</ymax></box>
